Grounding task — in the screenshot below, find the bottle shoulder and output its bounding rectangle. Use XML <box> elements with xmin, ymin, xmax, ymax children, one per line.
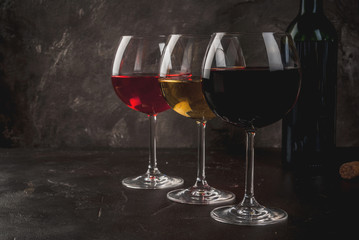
<box><xmin>287</xmin><ymin>14</ymin><xmax>337</xmax><ymax>42</ymax></box>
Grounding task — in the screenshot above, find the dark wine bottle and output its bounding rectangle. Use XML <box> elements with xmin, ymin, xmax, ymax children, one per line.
<box><xmin>282</xmin><ymin>0</ymin><xmax>338</xmax><ymax>171</ymax></box>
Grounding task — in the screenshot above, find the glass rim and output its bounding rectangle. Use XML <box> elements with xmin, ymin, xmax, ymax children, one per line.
<box><xmin>210</xmin><ymin>32</ymin><xmax>292</xmax><ymax>37</ymax></box>
<box><xmin>119</xmin><ymin>35</ymin><xmax>167</xmax><ymax>40</ymax></box>
<box><xmin>166</xmin><ymin>33</ymin><xmax>211</xmax><ymax>38</ymax></box>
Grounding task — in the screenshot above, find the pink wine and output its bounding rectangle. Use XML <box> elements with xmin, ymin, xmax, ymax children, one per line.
<box><xmin>111</xmin><ymin>75</ymin><xmax>170</xmax><ymax>115</ymax></box>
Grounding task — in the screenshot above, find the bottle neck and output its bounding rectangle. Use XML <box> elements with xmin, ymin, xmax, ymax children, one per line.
<box><xmin>299</xmin><ymin>0</ymin><xmax>323</xmax><ymax>15</ymax></box>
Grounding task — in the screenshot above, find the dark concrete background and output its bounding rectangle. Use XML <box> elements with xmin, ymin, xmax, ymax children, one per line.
<box><xmin>0</xmin><ymin>0</ymin><xmax>358</xmax><ymax>149</ymax></box>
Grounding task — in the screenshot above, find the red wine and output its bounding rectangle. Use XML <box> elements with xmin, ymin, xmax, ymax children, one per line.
<box><xmin>111</xmin><ymin>75</ymin><xmax>170</xmax><ymax>115</ymax></box>
<box><xmin>202</xmin><ymin>67</ymin><xmax>301</xmax><ymax>130</ymax></box>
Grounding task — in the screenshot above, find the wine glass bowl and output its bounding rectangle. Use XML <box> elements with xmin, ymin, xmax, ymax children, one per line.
<box><xmin>158</xmin><ymin>35</ymin><xmax>216</xmax><ymax>122</ymax></box>
<box><xmin>202</xmin><ymin>32</ymin><xmax>301</xmax><ymax>224</ymax></box>
<box><xmin>111</xmin><ymin>35</ymin><xmax>184</xmax><ymax>189</ymax></box>
<box><xmin>202</xmin><ymin>33</ymin><xmax>301</xmax><ymax>130</ymax></box>
<box><xmin>159</xmin><ymin>34</ymin><xmax>235</xmax><ymax>204</ymax></box>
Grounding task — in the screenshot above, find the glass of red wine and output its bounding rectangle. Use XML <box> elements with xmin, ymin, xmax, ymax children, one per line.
<box><xmin>159</xmin><ymin>34</ymin><xmax>235</xmax><ymax>204</ymax></box>
<box><xmin>202</xmin><ymin>32</ymin><xmax>301</xmax><ymax>225</ymax></box>
<box><xmin>111</xmin><ymin>35</ymin><xmax>184</xmax><ymax>189</ymax></box>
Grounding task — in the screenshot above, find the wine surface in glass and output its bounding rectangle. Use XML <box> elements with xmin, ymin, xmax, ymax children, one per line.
<box><xmin>159</xmin><ymin>76</ymin><xmax>216</xmax><ymax>121</ymax></box>
<box><xmin>112</xmin><ymin>75</ymin><xmax>170</xmax><ymax>115</ymax></box>
<box><xmin>202</xmin><ymin>67</ymin><xmax>301</xmax><ymax>129</ymax></box>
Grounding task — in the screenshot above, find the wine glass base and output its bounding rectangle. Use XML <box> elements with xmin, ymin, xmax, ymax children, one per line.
<box><xmin>122</xmin><ymin>172</ymin><xmax>184</xmax><ymax>190</ymax></box>
<box><xmin>211</xmin><ymin>204</ymin><xmax>288</xmax><ymax>226</ymax></box>
<box><xmin>167</xmin><ymin>185</ymin><xmax>235</xmax><ymax>205</ymax></box>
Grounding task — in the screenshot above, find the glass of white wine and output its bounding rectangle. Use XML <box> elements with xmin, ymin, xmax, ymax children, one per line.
<box><xmin>158</xmin><ymin>34</ymin><xmax>235</xmax><ymax>204</ymax></box>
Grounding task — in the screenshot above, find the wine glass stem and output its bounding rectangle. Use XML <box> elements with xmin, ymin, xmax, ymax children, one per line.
<box><xmin>147</xmin><ymin>114</ymin><xmax>160</xmax><ymax>175</ymax></box>
<box><xmin>241</xmin><ymin>130</ymin><xmax>257</xmax><ymax>206</ymax></box>
<box><xmin>195</xmin><ymin>121</ymin><xmax>208</xmax><ymax>187</ymax></box>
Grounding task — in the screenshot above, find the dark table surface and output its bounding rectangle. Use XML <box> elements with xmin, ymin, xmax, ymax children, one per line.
<box><xmin>0</xmin><ymin>148</ymin><xmax>358</xmax><ymax>240</ymax></box>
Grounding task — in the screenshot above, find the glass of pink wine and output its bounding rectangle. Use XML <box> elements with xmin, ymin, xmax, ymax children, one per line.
<box><xmin>159</xmin><ymin>34</ymin><xmax>235</xmax><ymax>204</ymax></box>
<box><xmin>111</xmin><ymin>35</ymin><xmax>184</xmax><ymax>189</ymax></box>
<box><xmin>202</xmin><ymin>32</ymin><xmax>301</xmax><ymax>225</ymax></box>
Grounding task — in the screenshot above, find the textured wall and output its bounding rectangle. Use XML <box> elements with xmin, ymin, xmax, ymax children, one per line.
<box><xmin>0</xmin><ymin>0</ymin><xmax>358</xmax><ymax>149</ymax></box>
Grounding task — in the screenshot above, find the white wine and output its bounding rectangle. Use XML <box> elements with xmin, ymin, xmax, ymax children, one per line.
<box><xmin>159</xmin><ymin>78</ymin><xmax>216</xmax><ymax>121</ymax></box>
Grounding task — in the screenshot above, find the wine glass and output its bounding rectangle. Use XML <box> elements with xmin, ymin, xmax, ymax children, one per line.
<box><xmin>111</xmin><ymin>35</ymin><xmax>184</xmax><ymax>189</ymax></box>
<box><xmin>159</xmin><ymin>34</ymin><xmax>235</xmax><ymax>204</ymax></box>
<box><xmin>202</xmin><ymin>32</ymin><xmax>301</xmax><ymax>224</ymax></box>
